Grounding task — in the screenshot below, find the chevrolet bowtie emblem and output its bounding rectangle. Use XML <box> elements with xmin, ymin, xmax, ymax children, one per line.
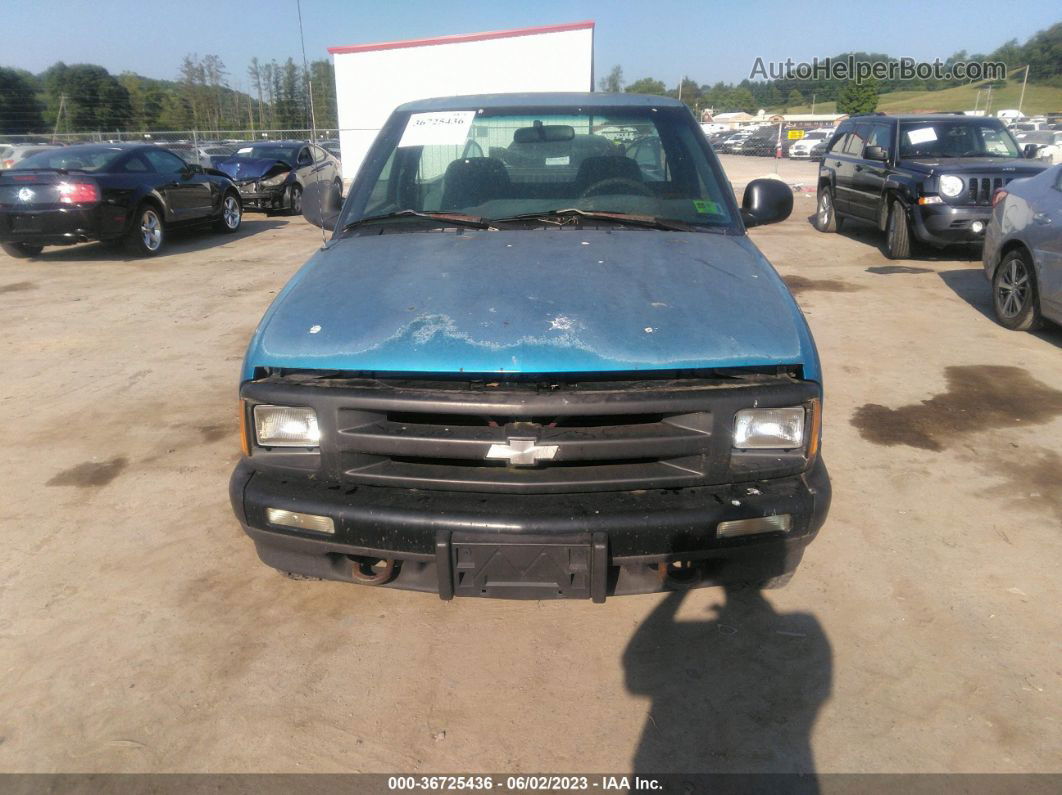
<box><xmin>485</xmin><ymin>436</ymin><xmax>558</xmax><ymax>466</ymax></box>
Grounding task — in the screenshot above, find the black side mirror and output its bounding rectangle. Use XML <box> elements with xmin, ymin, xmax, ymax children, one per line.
<box><xmin>301</xmin><ymin>180</ymin><xmax>343</xmax><ymax>232</ymax></box>
<box><xmin>741</xmin><ymin>178</ymin><xmax>793</xmax><ymax>228</ymax></box>
<box><xmin>1022</xmin><ymin>143</ymin><xmax>1041</xmax><ymax>159</ymax></box>
<box><xmin>864</xmin><ymin>145</ymin><xmax>888</xmax><ymax>161</ymax></box>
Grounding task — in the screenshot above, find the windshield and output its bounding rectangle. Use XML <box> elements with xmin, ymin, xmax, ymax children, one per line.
<box><xmin>898</xmin><ymin>121</ymin><xmax>1020</xmax><ymax>158</ymax></box>
<box><xmin>230</xmin><ymin>145</ymin><xmax>299</xmax><ymax>163</ymax></box>
<box><xmin>14</xmin><ymin>146</ymin><xmax>123</xmax><ymax>172</ymax></box>
<box><xmin>342</xmin><ymin>106</ymin><xmax>738</xmax><ymax>232</ymax></box>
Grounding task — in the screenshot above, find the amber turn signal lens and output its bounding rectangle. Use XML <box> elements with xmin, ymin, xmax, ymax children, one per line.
<box><xmin>806</xmin><ymin>398</ymin><xmax>821</xmax><ymax>462</ymax></box>
<box><xmin>239</xmin><ymin>400</ymin><xmax>251</xmax><ymax>456</ymax></box>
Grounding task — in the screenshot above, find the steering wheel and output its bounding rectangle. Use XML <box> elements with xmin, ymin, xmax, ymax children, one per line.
<box><xmin>579</xmin><ymin>178</ymin><xmax>653</xmax><ymax>199</ymax></box>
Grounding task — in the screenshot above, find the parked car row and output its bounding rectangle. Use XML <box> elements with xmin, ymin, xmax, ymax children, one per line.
<box><xmin>707</xmin><ymin>126</ymin><xmax>831</xmax><ymax>160</ymax></box>
<box><xmin>0</xmin><ymin>137</ymin><xmax>341</xmax><ymax>258</ymax></box>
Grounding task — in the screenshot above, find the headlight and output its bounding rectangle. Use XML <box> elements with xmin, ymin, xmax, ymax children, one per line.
<box><xmin>938</xmin><ymin>174</ymin><xmax>964</xmax><ymax>198</ymax></box>
<box><xmin>733</xmin><ymin>406</ymin><xmax>806</xmax><ymax>449</ymax></box>
<box><xmin>260</xmin><ymin>171</ymin><xmax>290</xmax><ymax>188</ymax></box>
<box><xmin>253</xmin><ymin>405</ymin><xmax>320</xmax><ymax>447</ymax></box>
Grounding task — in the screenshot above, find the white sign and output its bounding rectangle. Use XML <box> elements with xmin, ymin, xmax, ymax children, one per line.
<box><xmin>398</xmin><ymin>111</ymin><xmax>476</xmax><ymax>148</ymax></box>
<box><xmin>906</xmin><ymin>127</ymin><xmax>937</xmax><ymax>145</ymax></box>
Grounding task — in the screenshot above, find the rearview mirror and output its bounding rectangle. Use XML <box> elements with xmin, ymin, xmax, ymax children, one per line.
<box><xmin>513</xmin><ymin>124</ymin><xmax>575</xmax><ymax>143</ymax></box>
<box><xmin>864</xmin><ymin>145</ymin><xmax>888</xmax><ymax>162</ymax></box>
<box><xmin>301</xmin><ymin>180</ymin><xmax>344</xmax><ymax>232</ymax></box>
<box><xmin>741</xmin><ymin>178</ymin><xmax>793</xmax><ymax>228</ymax></box>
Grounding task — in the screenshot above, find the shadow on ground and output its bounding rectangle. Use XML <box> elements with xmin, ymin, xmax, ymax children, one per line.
<box><xmin>802</xmin><ymin>213</ymin><xmax>981</xmax><ymax>263</ymax></box>
<box><xmin>939</xmin><ymin>268</ymin><xmax>1062</xmax><ymax>348</ymax></box>
<box><xmin>624</xmin><ymin>585</ymin><xmax>831</xmax><ymax>785</ymax></box>
<box><xmin>15</xmin><ymin>218</ymin><xmax>288</xmax><ymax>265</ymax></box>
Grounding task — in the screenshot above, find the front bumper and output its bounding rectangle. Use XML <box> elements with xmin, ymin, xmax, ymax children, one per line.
<box><xmin>230</xmin><ymin>456</ymin><xmax>831</xmax><ymax>600</ymax></box>
<box><xmin>237</xmin><ymin>184</ymin><xmax>288</xmax><ymax>212</ymax></box>
<box><xmin>0</xmin><ymin>206</ymin><xmax>105</xmax><ymax>246</ymax></box>
<box><xmin>911</xmin><ymin>204</ymin><xmax>992</xmax><ymax>246</ymax></box>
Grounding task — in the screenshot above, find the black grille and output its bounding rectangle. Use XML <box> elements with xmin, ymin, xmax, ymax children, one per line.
<box><xmin>966</xmin><ymin>175</ymin><xmax>1012</xmax><ymax>205</ymax></box>
<box><xmin>243</xmin><ymin>373</ymin><xmax>818</xmax><ymax>494</ymax></box>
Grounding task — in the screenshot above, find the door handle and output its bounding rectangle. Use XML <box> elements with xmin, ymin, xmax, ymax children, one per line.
<box><xmin>1033</xmin><ymin>212</ymin><xmax>1052</xmax><ymax>225</ymax></box>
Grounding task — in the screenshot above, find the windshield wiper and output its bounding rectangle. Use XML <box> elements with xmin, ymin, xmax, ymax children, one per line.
<box><xmin>491</xmin><ymin>208</ymin><xmax>719</xmax><ymax>233</ymax></box>
<box><xmin>342</xmin><ymin>209</ymin><xmax>496</xmax><ymax>232</ymax></box>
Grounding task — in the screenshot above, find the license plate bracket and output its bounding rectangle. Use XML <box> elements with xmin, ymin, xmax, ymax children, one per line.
<box><xmin>437</xmin><ymin>531</ymin><xmax>607</xmax><ymax>601</ymax></box>
<box><xmin>11</xmin><ymin>214</ymin><xmax>43</xmax><ymax>233</ymax></box>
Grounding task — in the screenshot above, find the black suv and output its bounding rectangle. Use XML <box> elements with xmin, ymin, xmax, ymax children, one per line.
<box><xmin>814</xmin><ymin>113</ymin><xmax>1046</xmax><ymax>258</ymax></box>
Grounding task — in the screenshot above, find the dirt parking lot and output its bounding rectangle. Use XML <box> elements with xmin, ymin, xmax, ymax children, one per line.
<box><xmin>1</xmin><ymin>155</ymin><xmax>1060</xmax><ymax>775</ymax></box>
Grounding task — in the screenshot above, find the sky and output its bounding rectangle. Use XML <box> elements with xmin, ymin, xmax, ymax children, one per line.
<box><xmin>4</xmin><ymin>0</ymin><xmax>1059</xmax><ymax>89</ymax></box>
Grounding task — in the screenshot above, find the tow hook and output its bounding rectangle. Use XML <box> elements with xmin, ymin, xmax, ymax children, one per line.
<box><xmin>658</xmin><ymin>560</ymin><xmax>700</xmax><ymax>588</ymax></box>
<box><xmin>349</xmin><ymin>556</ymin><xmax>397</xmax><ymax>585</ymax></box>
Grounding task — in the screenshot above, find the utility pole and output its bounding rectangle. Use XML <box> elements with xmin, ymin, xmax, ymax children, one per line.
<box><xmin>985</xmin><ymin>83</ymin><xmax>993</xmax><ymax>115</ymax></box>
<box><xmin>1018</xmin><ymin>65</ymin><xmax>1030</xmax><ymax>116</ymax></box>
<box><xmin>52</xmin><ymin>93</ymin><xmax>66</xmax><ymax>141</ymax></box>
<box><xmin>811</xmin><ymin>93</ymin><xmax>816</xmax><ymax>114</ymax></box>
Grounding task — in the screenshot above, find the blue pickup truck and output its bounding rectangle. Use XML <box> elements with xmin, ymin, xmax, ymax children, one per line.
<box><xmin>229</xmin><ymin>93</ymin><xmax>830</xmax><ymax>601</ymax></box>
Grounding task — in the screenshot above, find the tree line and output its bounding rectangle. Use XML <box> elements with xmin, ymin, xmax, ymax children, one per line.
<box><xmin>0</xmin><ymin>53</ymin><xmax>339</xmax><ymax>136</ymax></box>
<box><xmin>599</xmin><ymin>21</ymin><xmax>1061</xmax><ymax>115</ymax></box>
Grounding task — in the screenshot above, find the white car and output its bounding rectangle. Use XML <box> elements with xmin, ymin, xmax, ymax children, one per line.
<box><xmin>788</xmin><ymin>128</ymin><xmax>835</xmax><ymax>159</ymax></box>
<box><xmin>1015</xmin><ymin>131</ymin><xmax>1062</xmax><ymax>164</ymax></box>
<box><xmin>0</xmin><ymin>143</ymin><xmax>62</xmax><ymax>169</ymax></box>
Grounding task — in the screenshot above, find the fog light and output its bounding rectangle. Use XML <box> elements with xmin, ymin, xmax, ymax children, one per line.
<box><xmin>266</xmin><ymin>508</ymin><xmax>335</xmax><ymax>534</ymax></box>
<box><xmin>717</xmin><ymin>514</ymin><xmax>792</xmax><ymax>538</ymax></box>
<box><xmin>971</xmin><ymin>221</ymin><xmax>984</xmax><ymax>234</ymax></box>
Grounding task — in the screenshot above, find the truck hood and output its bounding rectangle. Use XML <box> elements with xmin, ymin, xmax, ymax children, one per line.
<box><xmin>214</xmin><ymin>157</ymin><xmax>290</xmax><ymax>181</ymax></box>
<box><xmin>900</xmin><ymin>157</ymin><xmax>1046</xmax><ymax>176</ymax></box>
<box><xmin>242</xmin><ymin>229</ymin><xmax>820</xmax><ymax>380</ymax></box>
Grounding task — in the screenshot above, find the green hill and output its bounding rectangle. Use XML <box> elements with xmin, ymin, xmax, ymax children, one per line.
<box><xmin>783</xmin><ymin>79</ymin><xmax>1062</xmax><ymax>116</ymax></box>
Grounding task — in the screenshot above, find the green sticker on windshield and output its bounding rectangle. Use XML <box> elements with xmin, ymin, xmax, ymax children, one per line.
<box><xmin>693</xmin><ymin>199</ymin><xmax>720</xmax><ymax>214</ymax></box>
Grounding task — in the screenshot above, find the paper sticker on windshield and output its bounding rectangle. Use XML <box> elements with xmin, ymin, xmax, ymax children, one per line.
<box><xmin>237</xmin><ymin>147</ymin><xmax>253</xmax><ymax>154</ymax></box>
<box><xmin>693</xmin><ymin>200</ymin><xmax>720</xmax><ymax>214</ymax></box>
<box><xmin>906</xmin><ymin>127</ymin><xmax>937</xmax><ymax>145</ymax></box>
<box><xmin>398</xmin><ymin>111</ymin><xmax>476</xmax><ymax>148</ymax></box>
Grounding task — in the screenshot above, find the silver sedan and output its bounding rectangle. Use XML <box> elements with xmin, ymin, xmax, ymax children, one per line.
<box><xmin>982</xmin><ymin>164</ymin><xmax>1062</xmax><ymax>331</ymax></box>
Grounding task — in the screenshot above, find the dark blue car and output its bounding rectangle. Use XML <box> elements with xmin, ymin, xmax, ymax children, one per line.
<box><xmin>214</xmin><ymin>141</ymin><xmax>341</xmax><ymax>215</ymax></box>
<box><xmin>229</xmin><ymin>93</ymin><xmax>831</xmax><ymax>600</ymax></box>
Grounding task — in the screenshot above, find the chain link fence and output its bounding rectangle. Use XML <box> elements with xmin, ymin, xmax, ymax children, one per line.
<box><xmin>0</xmin><ymin>129</ymin><xmax>338</xmax><ymax>146</ymax></box>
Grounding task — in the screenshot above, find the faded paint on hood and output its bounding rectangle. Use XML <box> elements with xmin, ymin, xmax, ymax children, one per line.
<box><xmin>241</xmin><ymin>229</ymin><xmax>821</xmax><ymax>381</ymax></box>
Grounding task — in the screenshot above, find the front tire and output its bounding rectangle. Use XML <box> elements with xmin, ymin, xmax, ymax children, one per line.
<box><xmin>884</xmin><ymin>200</ymin><xmax>912</xmax><ymax>259</ymax></box>
<box><xmin>126</xmin><ymin>204</ymin><xmax>165</xmax><ymax>257</ymax></box>
<box><xmin>214</xmin><ymin>193</ymin><xmax>242</xmax><ymax>233</ymax></box>
<box><xmin>993</xmin><ymin>250</ymin><xmax>1043</xmax><ymax>331</ymax></box>
<box><xmin>287</xmin><ymin>184</ymin><xmax>303</xmax><ymax>217</ymax></box>
<box><xmin>1</xmin><ymin>242</ymin><xmax>44</xmax><ymax>259</ymax></box>
<box><xmin>815</xmin><ymin>186</ymin><xmax>839</xmax><ymax>232</ymax></box>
